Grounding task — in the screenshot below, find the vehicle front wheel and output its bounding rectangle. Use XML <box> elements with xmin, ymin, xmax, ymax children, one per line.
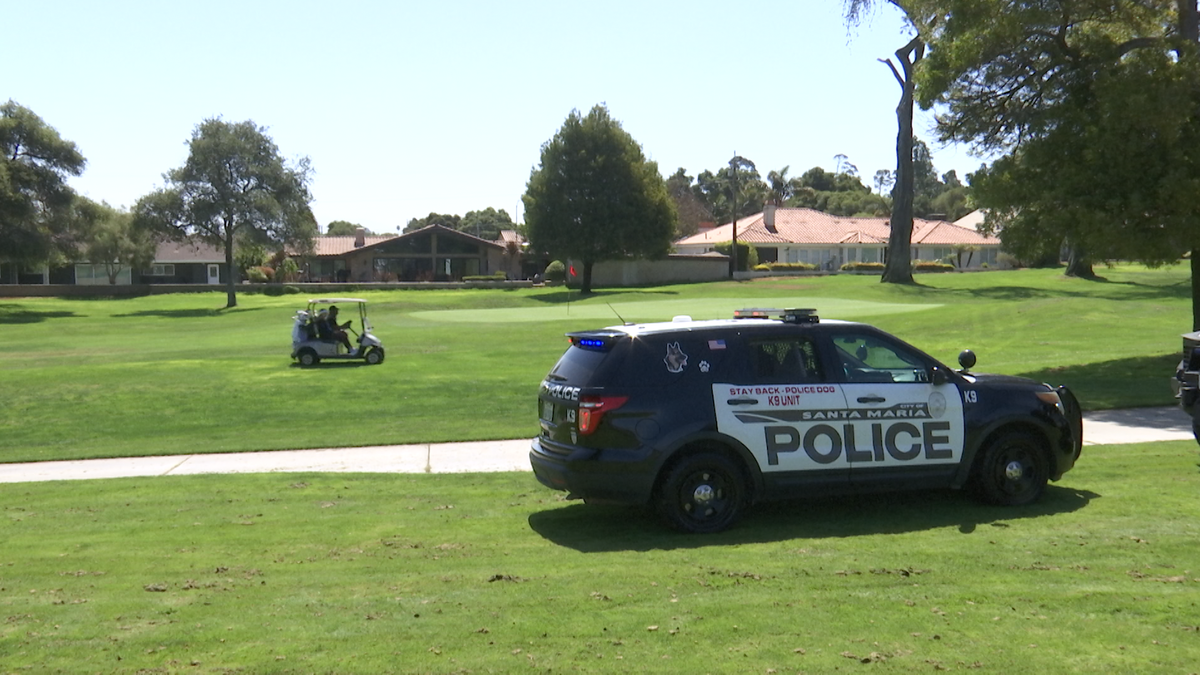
<box><xmin>973</xmin><ymin>431</ymin><xmax>1049</xmax><ymax>506</ymax></box>
<box><xmin>298</xmin><ymin>349</ymin><xmax>319</xmax><ymax>367</ymax></box>
<box><xmin>365</xmin><ymin>347</ymin><xmax>384</xmax><ymax>365</ymax></box>
<box><xmin>656</xmin><ymin>452</ymin><xmax>747</xmax><ymax>534</ymax></box>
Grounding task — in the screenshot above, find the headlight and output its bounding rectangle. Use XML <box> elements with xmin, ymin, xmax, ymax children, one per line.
<box><xmin>1036</xmin><ymin>389</ymin><xmax>1065</xmax><ymax>415</ymax></box>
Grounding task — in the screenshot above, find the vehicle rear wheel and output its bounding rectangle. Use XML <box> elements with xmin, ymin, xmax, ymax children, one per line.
<box><xmin>656</xmin><ymin>452</ymin><xmax>746</xmax><ymax>534</ymax></box>
<box><xmin>298</xmin><ymin>349</ymin><xmax>319</xmax><ymax>367</ymax></box>
<box><xmin>974</xmin><ymin>431</ymin><xmax>1049</xmax><ymax>506</ymax></box>
<box><xmin>365</xmin><ymin>347</ymin><xmax>384</xmax><ymax>365</ymax></box>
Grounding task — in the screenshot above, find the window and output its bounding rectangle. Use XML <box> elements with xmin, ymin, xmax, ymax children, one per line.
<box><xmin>832</xmin><ymin>333</ymin><xmax>930</xmax><ymax>383</ymax></box>
<box><xmin>149</xmin><ymin>264</ymin><xmax>175</xmax><ymax>276</ymax></box>
<box><xmin>748</xmin><ymin>338</ymin><xmax>823</xmax><ymax>383</ymax></box>
<box><xmin>74</xmin><ymin>264</ymin><xmax>131</xmax><ymax>285</ymax></box>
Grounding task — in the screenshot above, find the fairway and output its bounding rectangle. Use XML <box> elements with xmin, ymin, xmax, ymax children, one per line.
<box><xmin>409</xmin><ymin>296</ymin><xmax>941</xmax><ymax>323</ymax></box>
<box><xmin>0</xmin><ymin>266</ymin><xmax>1191</xmax><ymax>463</ymax></box>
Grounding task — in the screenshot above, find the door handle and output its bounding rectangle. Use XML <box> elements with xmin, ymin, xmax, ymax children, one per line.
<box><xmin>857</xmin><ymin>396</ymin><xmax>886</xmax><ymax>403</ymax></box>
<box><xmin>728</xmin><ymin>398</ymin><xmax>759</xmax><ymax>405</ymax></box>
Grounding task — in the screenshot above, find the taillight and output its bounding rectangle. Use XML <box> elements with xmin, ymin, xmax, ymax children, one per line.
<box><xmin>576</xmin><ymin>395</ymin><xmax>628</xmax><ymax>435</ymax></box>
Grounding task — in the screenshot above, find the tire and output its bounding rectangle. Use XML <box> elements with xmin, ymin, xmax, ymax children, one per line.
<box><xmin>298</xmin><ymin>349</ymin><xmax>319</xmax><ymax>367</ymax></box>
<box><xmin>973</xmin><ymin>431</ymin><xmax>1049</xmax><ymax>506</ymax></box>
<box><xmin>365</xmin><ymin>347</ymin><xmax>384</xmax><ymax>365</ymax></box>
<box><xmin>656</xmin><ymin>452</ymin><xmax>747</xmax><ymax>534</ymax></box>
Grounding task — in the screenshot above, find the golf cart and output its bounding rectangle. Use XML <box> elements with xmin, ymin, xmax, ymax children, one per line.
<box><xmin>291</xmin><ymin>298</ymin><xmax>385</xmax><ymax>366</ymax></box>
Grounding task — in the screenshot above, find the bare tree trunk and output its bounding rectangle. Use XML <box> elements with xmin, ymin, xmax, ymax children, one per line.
<box><xmin>581</xmin><ymin>260</ymin><xmax>594</xmax><ymax>295</ymax></box>
<box><xmin>1181</xmin><ymin>2</ymin><xmax>1200</xmax><ymax>330</ymax></box>
<box><xmin>223</xmin><ymin>227</ymin><xmax>238</xmax><ymax>309</ymax></box>
<box><xmin>881</xmin><ymin>37</ymin><xmax>924</xmax><ymax>285</ymax></box>
<box><xmin>1064</xmin><ymin>240</ymin><xmax>1095</xmax><ymax>278</ymax></box>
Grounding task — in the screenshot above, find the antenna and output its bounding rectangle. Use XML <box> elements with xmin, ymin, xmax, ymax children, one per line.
<box><xmin>606</xmin><ymin>303</ymin><xmax>630</xmax><ymax>325</ymax></box>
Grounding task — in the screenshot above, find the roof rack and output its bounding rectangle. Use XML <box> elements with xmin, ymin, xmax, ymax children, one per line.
<box><xmin>732</xmin><ymin>308</ymin><xmax>819</xmax><ymax>324</ymax></box>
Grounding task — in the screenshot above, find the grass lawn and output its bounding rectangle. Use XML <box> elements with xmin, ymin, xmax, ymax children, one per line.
<box><xmin>2</xmin><ymin>441</ymin><xmax>1198</xmax><ymax>673</ymax></box>
<box><xmin>0</xmin><ymin>265</ymin><xmax>1192</xmax><ymax>463</ymax></box>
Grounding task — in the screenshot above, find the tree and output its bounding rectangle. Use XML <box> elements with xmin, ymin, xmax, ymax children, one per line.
<box><xmin>459</xmin><ymin>207</ymin><xmax>514</xmax><ymax>241</ymax></box>
<box><xmin>0</xmin><ymin>100</ymin><xmax>87</xmax><ymax>266</ymax></box>
<box><xmin>133</xmin><ymin>118</ymin><xmax>315</xmax><ymax>308</ymax></box>
<box><xmin>908</xmin><ymin>0</ymin><xmax>1200</xmax><ymax>320</ymax></box>
<box><xmin>404</xmin><ymin>212</ymin><xmax>460</xmax><ymax>233</ymax></box>
<box><xmin>844</xmin><ymin>1</ymin><xmax>926</xmax><ymax>283</ymax></box>
<box><xmin>692</xmin><ymin>160</ymin><xmax>767</xmax><ymax>226</ymax></box>
<box><xmin>666</xmin><ymin>168</ymin><xmax>711</xmax><ymax>237</ymax></box>
<box><xmin>767</xmin><ymin>166</ymin><xmax>801</xmax><ymax>206</ymax></box>
<box><xmin>872</xmin><ymin>169</ymin><xmax>895</xmax><ymax>196</ymax></box>
<box><xmin>325</xmin><ymin>220</ymin><xmax>366</xmax><ymax>236</ymax></box>
<box><xmin>81</xmin><ymin>200</ymin><xmax>156</xmax><ymax>284</ymax></box>
<box><xmin>522</xmin><ymin>105</ymin><xmax>676</xmax><ymax>294</ymax></box>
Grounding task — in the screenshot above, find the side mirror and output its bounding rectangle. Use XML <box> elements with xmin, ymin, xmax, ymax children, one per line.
<box><xmin>958</xmin><ymin>349</ymin><xmax>977</xmax><ymax>372</ymax></box>
<box><xmin>930</xmin><ymin>365</ymin><xmax>947</xmax><ymax>386</ymax></box>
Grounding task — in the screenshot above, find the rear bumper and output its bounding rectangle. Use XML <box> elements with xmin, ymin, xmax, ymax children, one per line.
<box><xmin>529</xmin><ymin>437</ymin><xmax>656</xmax><ymax>506</ymax></box>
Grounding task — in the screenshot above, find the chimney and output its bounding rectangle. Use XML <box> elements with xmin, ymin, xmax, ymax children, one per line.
<box><xmin>763</xmin><ymin>204</ymin><xmax>777</xmax><ymax>233</ymax></box>
<box><xmin>354</xmin><ymin>227</ymin><xmax>366</xmax><ymax>248</ymax></box>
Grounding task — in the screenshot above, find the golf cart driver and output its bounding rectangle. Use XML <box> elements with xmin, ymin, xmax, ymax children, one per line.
<box><xmin>321</xmin><ymin>305</ymin><xmax>355</xmax><ymax>354</ymax></box>
<box><xmin>291</xmin><ymin>298</ymin><xmax>385</xmax><ymax>366</ymax></box>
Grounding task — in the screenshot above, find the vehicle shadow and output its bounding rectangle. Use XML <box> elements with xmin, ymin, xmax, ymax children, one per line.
<box><xmin>287</xmin><ymin>360</ymin><xmax>374</xmax><ymax>369</ymax></box>
<box><xmin>526</xmin><ymin>485</ymin><xmax>1098</xmax><ymax>553</ymax></box>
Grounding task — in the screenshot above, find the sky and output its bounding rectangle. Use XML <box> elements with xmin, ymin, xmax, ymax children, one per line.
<box><xmin>8</xmin><ymin>0</ymin><xmax>991</xmax><ymax>234</ymax></box>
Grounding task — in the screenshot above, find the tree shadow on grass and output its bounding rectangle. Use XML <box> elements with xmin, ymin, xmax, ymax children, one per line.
<box><xmin>1018</xmin><ymin>353</ymin><xmax>1181</xmax><ymax>409</ymax></box>
<box><xmin>940</xmin><ymin>277</ymin><xmax>1191</xmax><ymax>303</ymax></box>
<box><xmin>113</xmin><ymin>306</ymin><xmax>269</xmax><ymax>318</ymax></box>
<box><xmin>526</xmin><ymin>288</ymin><xmax>680</xmax><ymax>305</ymax></box>
<box><xmin>0</xmin><ymin>304</ymin><xmax>79</xmax><ymax>324</ymax></box>
<box><xmin>527</xmin><ymin>485</ymin><xmax>1097</xmax><ymax>553</ymax></box>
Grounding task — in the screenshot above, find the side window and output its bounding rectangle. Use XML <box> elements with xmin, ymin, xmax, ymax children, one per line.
<box><xmin>833</xmin><ymin>333</ymin><xmax>930</xmax><ymax>383</ymax></box>
<box><xmin>748</xmin><ymin>337</ymin><xmax>824</xmax><ymax>383</ymax></box>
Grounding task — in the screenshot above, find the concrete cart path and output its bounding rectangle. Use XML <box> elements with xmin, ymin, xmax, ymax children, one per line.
<box><xmin>0</xmin><ymin>408</ymin><xmax>1194</xmax><ymax>484</ymax></box>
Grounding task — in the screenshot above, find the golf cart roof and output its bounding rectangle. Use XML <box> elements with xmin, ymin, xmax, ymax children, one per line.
<box><xmin>308</xmin><ymin>298</ymin><xmax>368</xmax><ymax>304</ymax></box>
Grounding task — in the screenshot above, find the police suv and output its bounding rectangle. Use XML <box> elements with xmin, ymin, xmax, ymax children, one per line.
<box><xmin>530</xmin><ymin>309</ymin><xmax>1084</xmax><ymax>533</ymax></box>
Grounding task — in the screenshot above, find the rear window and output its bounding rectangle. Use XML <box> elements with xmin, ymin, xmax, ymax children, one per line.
<box><xmin>547</xmin><ymin>342</ymin><xmax>618</xmax><ymax>386</ymax></box>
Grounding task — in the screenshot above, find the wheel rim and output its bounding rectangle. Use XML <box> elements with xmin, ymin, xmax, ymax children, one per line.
<box><xmin>679</xmin><ymin>469</ymin><xmax>732</xmax><ymax>523</ymax></box>
<box><xmin>994</xmin><ymin>446</ymin><xmax>1038</xmax><ymax>497</ymax></box>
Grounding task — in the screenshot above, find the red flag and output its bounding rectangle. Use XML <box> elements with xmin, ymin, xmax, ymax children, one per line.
<box><xmin>569</xmin><ymin>265</ymin><xmax>577</xmax><ymax>277</ymax></box>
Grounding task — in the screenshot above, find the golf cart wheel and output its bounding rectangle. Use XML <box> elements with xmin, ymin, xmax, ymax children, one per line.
<box><xmin>297</xmin><ymin>349</ymin><xmax>320</xmax><ymax>367</ymax></box>
<box><xmin>365</xmin><ymin>347</ymin><xmax>384</xmax><ymax>365</ymax></box>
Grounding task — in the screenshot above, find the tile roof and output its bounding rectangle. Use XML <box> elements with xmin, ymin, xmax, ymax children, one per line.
<box><xmin>312</xmin><ymin>235</ymin><xmax>396</xmax><ymax>256</ymax></box>
<box><xmin>675</xmin><ymin>208</ymin><xmax>1000</xmax><ymax>248</ymax></box>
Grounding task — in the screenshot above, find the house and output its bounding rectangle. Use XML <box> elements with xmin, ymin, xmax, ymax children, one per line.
<box><xmin>307</xmin><ymin>225</ymin><xmax>512</xmax><ymax>282</ymax></box>
<box><xmin>673</xmin><ymin>206</ymin><xmax>1005</xmax><ymax>270</ymax></box>
<box><xmin>1</xmin><ymin>239</ymin><xmax>229</xmax><ymax>286</ymax></box>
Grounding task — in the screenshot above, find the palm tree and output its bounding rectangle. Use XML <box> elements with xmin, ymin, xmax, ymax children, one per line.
<box><xmin>767</xmin><ymin>166</ymin><xmax>798</xmax><ymax>206</ymax></box>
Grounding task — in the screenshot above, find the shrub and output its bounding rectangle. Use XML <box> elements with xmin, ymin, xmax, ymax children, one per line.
<box><xmin>753</xmin><ymin>263</ymin><xmax>820</xmax><ymax>273</ymax></box>
<box><xmin>464</xmin><ymin>273</ymin><xmax>507</xmax><ymax>281</ymax></box>
<box><xmin>544</xmin><ymin>260</ymin><xmax>566</xmax><ymax>283</ymax></box>
<box><xmin>284</xmin><ymin>285</ymin><xmax>301</xmax><ymax>294</ymax></box>
<box><xmin>913</xmin><ymin>260</ymin><xmax>955</xmax><ymax>273</ymax></box>
<box><xmin>840</xmin><ymin>262</ymin><xmax>885</xmax><ymax>273</ymax></box>
<box><xmin>713</xmin><ymin>242</ymin><xmax>759</xmax><ymax>271</ymax></box>
<box><xmin>245</xmin><ymin>266</ymin><xmax>274</xmax><ymax>283</ymax></box>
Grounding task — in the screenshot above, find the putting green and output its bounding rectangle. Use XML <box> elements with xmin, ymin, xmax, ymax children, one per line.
<box><xmin>408</xmin><ymin>297</ymin><xmax>940</xmax><ymax>323</ymax></box>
